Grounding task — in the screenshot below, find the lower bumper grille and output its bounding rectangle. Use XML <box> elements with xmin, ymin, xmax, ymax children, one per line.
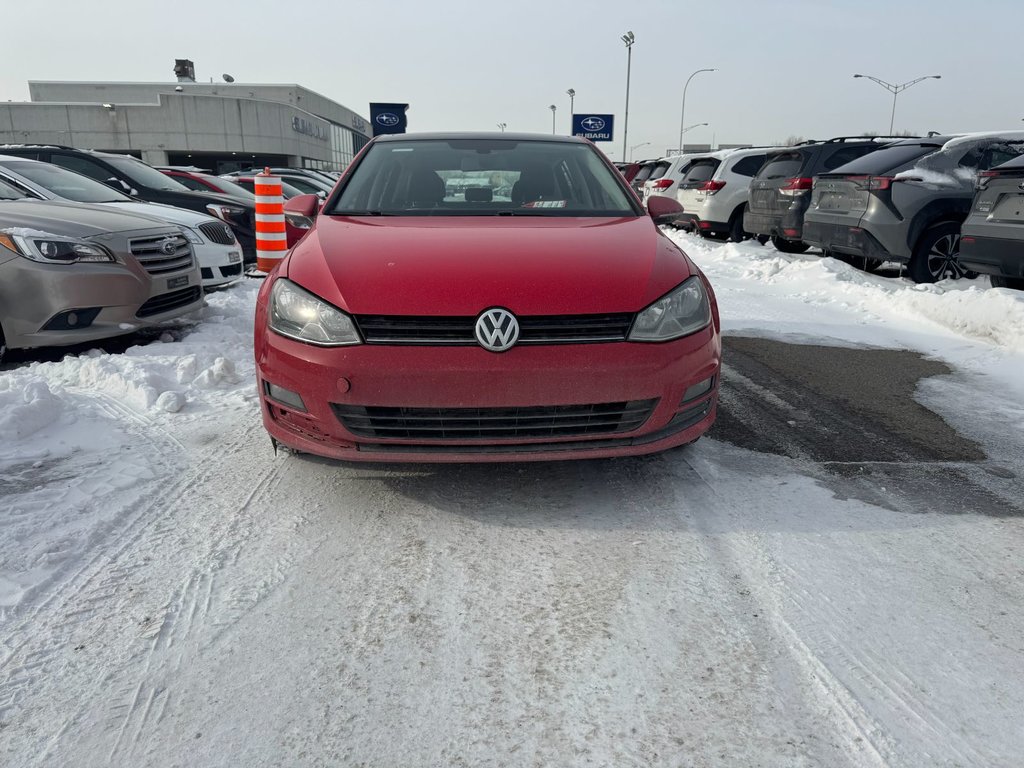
<box><xmin>332</xmin><ymin>399</ymin><xmax>658</xmax><ymax>440</ymax></box>
<box><xmin>137</xmin><ymin>286</ymin><xmax>202</xmax><ymax>318</ymax></box>
<box><xmin>220</xmin><ymin>263</ymin><xmax>242</xmax><ymax>277</ymax></box>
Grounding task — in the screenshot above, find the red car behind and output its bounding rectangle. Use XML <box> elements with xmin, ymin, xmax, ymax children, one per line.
<box><xmin>255</xmin><ymin>133</ymin><xmax>720</xmax><ymax>462</ymax></box>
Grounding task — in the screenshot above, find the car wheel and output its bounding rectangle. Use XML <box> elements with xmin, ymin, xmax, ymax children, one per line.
<box><xmin>771</xmin><ymin>236</ymin><xmax>810</xmax><ymax>254</ymax></box>
<box><xmin>991</xmin><ymin>275</ymin><xmax>1024</xmax><ymax>290</ymax></box>
<box><xmin>728</xmin><ymin>207</ymin><xmax>749</xmax><ymax>243</ymax></box>
<box><xmin>908</xmin><ymin>223</ymin><xmax>974</xmax><ymax>283</ymax></box>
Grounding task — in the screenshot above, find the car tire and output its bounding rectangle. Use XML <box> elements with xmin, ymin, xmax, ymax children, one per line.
<box><xmin>771</xmin><ymin>236</ymin><xmax>810</xmax><ymax>254</ymax></box>
<box><xmin>728</xmin><ymin>207</ymin><xmax>749</xmax><ymax>243</ymax></box>
<box><xmin>991</xmin><ymin>275</ymin><xmax>1024</xmax><ymax>290</ymax></box>
<box><xmin>908</xmin><ymin>222</ymin><xmax>974</xmax><ymax>283</ymax></box>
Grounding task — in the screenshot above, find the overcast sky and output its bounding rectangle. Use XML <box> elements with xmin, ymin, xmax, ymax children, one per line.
<box><xmin>3</xmin><ymin>0</ymin><xmax>1021</xmax><ymax>159</ymax></box>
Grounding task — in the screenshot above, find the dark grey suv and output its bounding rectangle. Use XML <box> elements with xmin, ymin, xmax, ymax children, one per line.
<box><xmin>959</xmin><ymin>153</ymin><xmax>1024</xmax><ymax>290</ymax></box>
<box><xmin>804</xmin><ymin>133</ymin><xmax>1024</xmax><ymax>282</ymax></box>
<box><xmin>744</xmin><ymin>137</ymin><xmax>907</xmax><ymax>253</ymax></box>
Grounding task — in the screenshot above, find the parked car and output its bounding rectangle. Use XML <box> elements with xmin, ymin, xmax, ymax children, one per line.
<box><xmin>614</xmin><ymin>162</ymin><xmax>642</xmax><ymax>183</ymax></box>
<box><xmin>0</xmin><ymin>192</ymin><xmax>203</xmax><ymax>359</ymax></box>
<box><xmin>225</xmin><ymin>168</ymin><xmax>334</xmax><ymax>198</ymax></box>
<box><xmin>0</xmin><ymin>155</ymin><xmax>243</xmax><ymax>289</ymax></box>
<box><xmin>223</xmin><ymin>175</ymin><xmax>307</xmax><ymax>200</ymax></box>
<box><xmin>629</xmin><ymin>159</ymin><xmax>660</xmax><ymax>196</ymax></box>
<box><xmin>674</xmin><ymin>148</ymin><xmax>777</xmax><ymax>240</ymax></box>
<box><xmin>958</xmin><ymin>153</ymin><xmax>1024</xmax><ymax>290</ymax></box>
<box><xmin>157</xmin><ymin>167</ymin><xmax>258</xmax><ymax>202</ymax></box>
<box><xmin>641</xmin><ymin>154</ymin><xmax>696</xmax><ymax>206</ymax></box>
<box><xmin>256</xmin><ymin>132</ymin><xmax>719</xmax><ymax>462</ymax></box>
<box><xmin>804</xmin><ymin>133</ymin><xmax>1024</xmax><ymax>282</ymax></box>
<box><xmin>745</xmin><ymin>136</ymin><xmax>910</xmax><ymax>253</ymax></box>
<box><xmin>0</xmin><ymin>146</ymin><xmax>258</xmax><ymax>262</ymax></box>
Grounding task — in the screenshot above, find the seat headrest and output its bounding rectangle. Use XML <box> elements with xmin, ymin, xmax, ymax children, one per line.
<box><xmin>465</xmin><ymin>187</ymin><xmax>493</xmax><ymax>203</ymax></box>
<box><xmin>408</xmin><ymin>168</ymin><xmax>445</xmax><ymax>207</ymax></box>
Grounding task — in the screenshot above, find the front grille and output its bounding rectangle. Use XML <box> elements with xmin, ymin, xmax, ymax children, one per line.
<box><xmin>332</xmin><ymin>399</ymin><xmax>657</xmax><ymax>441</ymax></box>
<box><xmin>355</xmin><ymin>313</ymin><xmax>634</xmax><ymax>345</ymax></box>
<box><xmin>137</xmin><ymin>286</ymin><xmax>201</xmax><ymax>318</ymax></box>
<box><xmin>199</xmin><ymin>221</ymin><xmax>235</xmax><ymax>245</ymax></box>
<box><xmin>129</xmin><ymin>233</ymin><xmax>194</xmax><ymax>274</ymax></box>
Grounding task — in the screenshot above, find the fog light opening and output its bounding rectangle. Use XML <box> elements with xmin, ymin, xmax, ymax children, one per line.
<box><xmin>680</xmin><ymin>376</ymin><xmax>714</xmax><ymax>405</ymax></box>
<box><xmin>265</xmin><ymin>381</ymin><xmax>307</xmax><ymax>412</ymax></box>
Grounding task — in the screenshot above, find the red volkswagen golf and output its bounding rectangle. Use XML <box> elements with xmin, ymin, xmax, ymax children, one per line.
<box><xmin>254</xmin><ymin>133</ymin><xmax>721</xmax><ymax>462</ymax></box>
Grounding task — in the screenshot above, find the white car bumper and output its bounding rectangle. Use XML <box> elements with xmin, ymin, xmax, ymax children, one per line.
<box><xmin>194</xmin><ymin>241</ymin><xmax>244</xmax><ymax>288</ymax></box>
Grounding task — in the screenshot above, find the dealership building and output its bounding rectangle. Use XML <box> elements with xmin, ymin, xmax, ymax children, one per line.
<box><xmin>0</xmin><ymin>66</ymin><xmax>372</xmax><ymax>173</ymax></box>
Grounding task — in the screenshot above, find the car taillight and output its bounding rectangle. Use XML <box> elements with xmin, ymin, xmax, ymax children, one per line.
<box><xmin>961</xmin><ymin>236</ymin><xmax>976</xmax><ymax>245</ymax></box>
<box><xmin>867</xmin><ymin>176</ymin><xmax>894</xmax><ymax>191</ymax></box>
<box><xmin>976</xmin><ymin>170</ymin><xmax>1000</xmax><ymax>191</ymax></box>
<box><xmin>651</xmin><ymin>179</ymin><xmax>674</xmax><ymax>190</ymax></box>
<box><xmin>700</xmin><ymin>180</ymin><xmax>727</xmax><ymax>194</ymax></box>
<box><xmin>779</xmin><ymin>177</ymin><xmax>813</xmax><ymax>196</ymax></box>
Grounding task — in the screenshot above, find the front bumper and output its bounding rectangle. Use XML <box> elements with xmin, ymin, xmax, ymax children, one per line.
<box><xmin>959</xmin><ymin>235</ymin><xmax>1024</xmax><ymax>278</ymax></box>
<box><xmin>255</xmin><ymin>327</ymin><xmax>721</xmax><ymax>463</ymax></box>
<box><xmin>195</xmin><ymin>241</ymin><xmax>244</xmax><ymax>288</ymax></box>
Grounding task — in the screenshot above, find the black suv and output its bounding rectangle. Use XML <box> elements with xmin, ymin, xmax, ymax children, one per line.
<box><xmin>0</xmin><ymin>146</ymin><xmax>257</xmax><ymax>260</ymax></box>
<box><xmin>744</xmin><ymin>136</ymin><xmax>912</xmax><ymax>253</ymax></box>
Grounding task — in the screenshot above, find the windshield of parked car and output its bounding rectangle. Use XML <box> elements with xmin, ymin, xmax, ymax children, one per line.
<box><xmin>195</xmin><ymin>174</ymin><xmax>255</xmax><ymax>201</ymax></box>
<box><xmin>330</xmin><ymin>139</ymin><xmax>639</xmax><ymax>216</ymax></box>
<box><xmin>4</xmin><ymin>160</ymin><xmax>131</xmax><ymax>203</ymax></box>
<box><xmin>104</xmin><ymin>155</ymin><xmax>192</xmax><ymax>192</ymax></box>
<box><xmin>0</xmin><ymin>177</ymin><xmax>29</xmax><ymax>200</ymax></box>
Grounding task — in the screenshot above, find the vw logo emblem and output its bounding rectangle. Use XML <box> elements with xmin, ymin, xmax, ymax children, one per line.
<box><xmin>160</xmin><ymin>238</ymin><xmax>178</xmax><ymax>255</ymax></box>
<box><xmin>474</xmin><ymin>308</ymin><xmax>520</xmax><ymax>352</ymax></box>
<box><xmin>376</xmin><ymin>112</ymin><xmax>400</xmax><ymax>127</ymax></box>
<box><xmin>581</xmin><ymin>116</ymin><xmax>605</xmax><ymax>131</ymax></box>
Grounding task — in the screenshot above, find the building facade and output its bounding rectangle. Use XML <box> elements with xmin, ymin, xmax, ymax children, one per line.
<box><xmin>0</xmin><ymin>79</ymin><xmax>371</xmax><ymax>174</ymax></box>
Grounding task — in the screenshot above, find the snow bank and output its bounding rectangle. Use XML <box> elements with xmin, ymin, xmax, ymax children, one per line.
<box><xmin>0</xmin><ymin>377</ymin><xmax>63</xmax><ymax>440</ymax></box>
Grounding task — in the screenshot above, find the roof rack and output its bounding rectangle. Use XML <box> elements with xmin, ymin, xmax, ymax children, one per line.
<box><xmin>823</xmin><ymin>135</ymin><xmax>921</xmax><ymax>143</ymax></box>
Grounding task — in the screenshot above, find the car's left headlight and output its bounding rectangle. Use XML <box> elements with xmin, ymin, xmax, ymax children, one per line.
<box><xmin>269</xmin><ymin>278</ymin><xmax>361</xmax><ymax>346</ymax></box>
<box><xmin>629</xmin><ymin>276</ymin><xmax>711</xmax><ymax>342</ymax></box>
<box><xmin>0</xmin><ymin>232</ymin><xmax>115</xmax><ymax>264</ymax></box>
<box><xmin>181</xmin><ymin>227</ymin><xmax>204</xmax><ymax>245</ymax></box>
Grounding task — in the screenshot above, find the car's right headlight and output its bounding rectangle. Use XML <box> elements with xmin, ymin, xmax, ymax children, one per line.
<box><xmin>629</xmin><ymin>276</ymin><xmax>711</xmax><ymax>342</ymax></box>
<box><xmin>269</xmin><ymin>278</ymin><xmax>361</xmax><ymax>346</ymax></box>
<box><xmin>0</xmin><ymin>232</ymin><xmax>115</xmax><ymax>265</ymax></box>
<box><xmin>206</xmin><ymin>204</ymin><xmax>248</xmax><ymax>226</ymax></box>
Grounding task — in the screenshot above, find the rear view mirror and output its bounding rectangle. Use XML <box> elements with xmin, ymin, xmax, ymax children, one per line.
<box><xmin>284</xmin><ymin>193</ymin><xmax>320</xmax><ymax>218</ymax></box>
<box><xmin>647</xmin><ymin>195</ymin><xmax>684</xmax><ymax>224</ymax></box>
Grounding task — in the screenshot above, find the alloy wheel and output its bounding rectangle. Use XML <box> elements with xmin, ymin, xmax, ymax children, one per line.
<box><xmin>926</xmin><ymin>233</ymin><xmax>968</xmax><ymax>280</ymax></box>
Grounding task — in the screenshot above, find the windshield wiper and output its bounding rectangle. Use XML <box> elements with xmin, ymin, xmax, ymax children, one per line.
<box><xmin>496</xmin><ymin>209</ymin><xmax>553</xmax><ymax>216</ymax></box>
<box><xmin>335</xmin><ymin>210</ymin><xmax>393</xmax><ymax>216</ymax></box>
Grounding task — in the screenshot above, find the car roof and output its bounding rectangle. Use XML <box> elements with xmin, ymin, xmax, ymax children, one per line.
<box><xmin>373</xmin><ymin>131</ymin><xmax>588</xmax><ymax>144</ymax></box>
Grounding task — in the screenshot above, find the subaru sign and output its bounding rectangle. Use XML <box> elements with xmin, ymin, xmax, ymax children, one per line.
<box><xmin>369</xmin><ymin>103</ymin><xmax>409</xmax><ymax>136</ymax></box>
<box><xmin>572</xmin><ymin>113</ymin><xmax>614</xmax><ymax>142</ymax></box>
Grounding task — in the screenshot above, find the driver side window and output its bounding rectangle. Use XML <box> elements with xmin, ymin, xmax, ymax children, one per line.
<box><xmin>50</xmin><ymin>154</ymin><xmax>119</xmax><ymax>187</ymax></box>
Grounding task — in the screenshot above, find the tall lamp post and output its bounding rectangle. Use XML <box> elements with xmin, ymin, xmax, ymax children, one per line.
<box><xmin>629</xmin><ymin>141</ymin><xmax>650</xmax><ymax>161</ymax></box>
<box><xmin>853</xmin><ymin>73</ymin><xmax>941</xmax><ymax>134</ymax></box>
<box><xmin>621</xmin><ymin>31</ymin><xmax>635</xmax><ymax>161</ymax></box>
<box><xmin>549</xmin><ymin>104</ymin><xmax>557</xmax><ymax>134</ymax></box>
<box><xmin>566</xmin><ymin>88</ymin><xmax>575</xmax><ymax>132</ymax></box>
<box><xmin>496</xmin><ymin>122</ymin><xmax>506</xmax><ymax>132</ymax></box>
<box><xmin>679</xmin><ymin>68</ymin><xmax>716</xmax><ymax>153</ymax></box>
<box><xmin>678</xmin><ymin>122</ymin><xmax>708</xmax><ymax>150</ymax></box>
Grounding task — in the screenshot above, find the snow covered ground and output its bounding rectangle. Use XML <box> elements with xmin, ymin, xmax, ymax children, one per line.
<box><xmin>1</xmin><ymin>234</ymin><xmax>1023</xmax><ymax>767</ymax></box>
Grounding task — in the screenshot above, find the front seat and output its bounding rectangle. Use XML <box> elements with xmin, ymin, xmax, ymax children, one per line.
<box><xmin>511</xmin><ymin>167</ymin><xmax>558</xmax><ymax>205</ymax></box>
<box><xmin>407</xmin><ymin>168</ymin><xmax>445</xmax><ymax>208</ymax></box>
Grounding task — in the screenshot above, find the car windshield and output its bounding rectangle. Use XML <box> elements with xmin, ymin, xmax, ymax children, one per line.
<box><xmin>104</xmin><ymin>155</ymin><xmax>192</xmax><ymax>192</ymax></box>
<box><xmin>200</xmin><ymin>174</ymin><xmax>255</xmax><ymax>200</ymax></box>
<box><xmin>330</xmin><ymin>138</ymin><xmax>638</xmax><ymax>216</ymax></box>
<box><xmin>5</xmin><ymin>160</ymin><xmax>130</xmax><ymax>203</ymax></box>
<box><xmin>0</xmin><ymin>177</ymin><xmax>29</xmax><ymax>200</ymax></box>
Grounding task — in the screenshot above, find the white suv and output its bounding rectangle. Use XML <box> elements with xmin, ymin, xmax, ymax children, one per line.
<box><xmin>675</xmin><ymin>147</ymin><xmax>780</xmax><ymax>240</ymax></box>
<box><xmin>641</xmin><ymin>154</ymin><xmax>697</xmax><ymax>207</ymax></box>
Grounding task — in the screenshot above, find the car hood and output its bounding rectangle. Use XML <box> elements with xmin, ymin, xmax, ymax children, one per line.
<box><xmin>285</xmin><ymin>216</ymin><xmax>694</xmax><ymax>315</ymax></box>
<box><xmin>104</xmin><ymin>201</ymin><xmax>218</xmax><ymax>228</ymax></box>
<box><xmin>0</xmin><ymin>200</ymin><xmax>178</xmax><ymax>238</ymax></box>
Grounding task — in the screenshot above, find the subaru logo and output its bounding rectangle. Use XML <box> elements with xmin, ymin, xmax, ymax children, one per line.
<box><xmin>474</xmin><ymin>308</ymin><xmax>520</xmax><ymax>352</ymax></box>
<box><xmin>160</xmin><ymin>238</ymin><xmax>178</xmax><ymax>255</ymax></box>
<box><xmin>581</xmin><ymin>116</ymin><xmax>605</xmax><ymax>132</ymax></box>
<box><xmin>376</xmin><ymin>112</ymin><xmax>400</xmax><ymax>127</ymax></box>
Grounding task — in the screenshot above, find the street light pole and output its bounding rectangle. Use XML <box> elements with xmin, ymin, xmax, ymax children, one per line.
<box><xmin>566</xmin><ymin>88</ymin><xmax>575</xmax><ymax>132</ymax></box>
<box><xmin>679</xmin><ymin>68</ymin><xmax>716</xmax><ymax>153</ymax></box>
<box><xmin>496</xmin><ymin>122</ymin><xmax>506</xmax><ymax>132</ymax></box>
<box><xmin>629</xmin><ymin>141</ymin><xmax>649</xmax><ymax>161</ymax></box>
<box><xmin>621</xmin><ymin>31</ymin><xmax>635</xmax><ymax>162</ymax></box>
<box><xmin>853</xmin><ymin>73</ymin><xmax>942</xmax><ymax>134</ymax></box>
<box><xmin>549</xmin><ymin>104</ymin><xmax>557</xmax><ymax>135</ymax></box>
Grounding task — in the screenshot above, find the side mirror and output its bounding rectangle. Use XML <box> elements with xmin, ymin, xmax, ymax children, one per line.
<box><xmin>647</xmin><ymin>195</ymin><xmax>684</xmax><ymax>224</ymax></box>
<box><xmin>284</xmin><ymin>193</ymin><xmax>320</xmax><ymax>218</ymax></box>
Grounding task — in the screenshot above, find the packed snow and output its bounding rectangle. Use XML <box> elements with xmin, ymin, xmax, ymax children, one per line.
<box><xmin>1</xmin><ymin>234</ymin><xmax>1023</xmax><ymax>767</ymax></box>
